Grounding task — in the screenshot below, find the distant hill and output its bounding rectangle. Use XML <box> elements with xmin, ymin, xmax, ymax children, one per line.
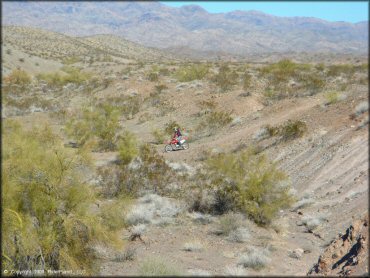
<box><xmin>2</xmin><ymin>26</ymin><xmax>176</xmax><ymax>63</ymax></box>
<box><xmin>2</xmin><ymin>1</ymin><xmax>368</xmax><ymax>57</ymax></box>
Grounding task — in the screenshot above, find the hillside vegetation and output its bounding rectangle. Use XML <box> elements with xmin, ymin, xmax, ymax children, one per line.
<box><xmin>1</xmin><ymin>26</ymin><xmax>368</xmax><ymax>276</ymax></box>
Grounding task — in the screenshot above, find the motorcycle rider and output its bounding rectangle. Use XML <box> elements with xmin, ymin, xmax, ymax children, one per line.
<box><xmin>173</xmin><ymin>127</ymin><xmax>182</xmax><ymax>146</ymax></box>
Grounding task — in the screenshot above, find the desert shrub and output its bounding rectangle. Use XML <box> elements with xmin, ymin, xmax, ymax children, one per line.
<box><xmin>164</xmin><ymin>120</ymin><xmax>183</xmax><ymax>136</ymax></box>
<box><xmin>197</xmin><ymin>99</ymin><xmax>217</xmax><ymax>116</ymax></box>
<box><xmin>324</xmin><ymin>91</ymin><xmax>341</xmax><ymax>105</ymax></box>
<box><xmin>117</xmin><ymin>131</ymin><xmax>138</xmax><ymax>165</ymax></box>
<box><xmin>114</xmin><ymin>246</ymin><xmax>136</xmax><ymax>262</ymax></box>
<box><xmin>264</xmin><ymin>124</ymin><xmax>280</xmax><ymax>137</ymax></box>
<box><xmin>154</xmin><ymin>84</ymin><xmax>168</xmax><ymax>94</ymax></box>
<box><xmin>215</xmin><ymin>213</ymin><xmax>243</xmax><ymax>236</ymax></box>
<box><xmin>159</xmin><ymin>67</ymin><xmax>170</xmax><ymax>76</ymax></box>
<box><xmin>97</xmin><ymin>145</ymin><xmax>176</xmax><ymax>197</ymax></box>
<box><xmin>280</xmin><ymin>120</ymin><xmax>307</xmax><ymax>140</ymax></box>
<box><xmin>62</xmin><ymin>56</ymin><xmax>81</xmax><ymax>65</ymax></box>
<box><xmin>19</xmin><ymin>58</ymin><xmax>25</xmax><ymax>62</ymax></box>
<box><xmin>182</xmin><ymin>242</ymin><xmax>203</xmax><ymax>252</ymax></box>
<box><xmin>6</xmin><ymin>49</ymin><xmax>12</xmax><ymax>55</ymax></box>
<box><xmin>242</xmin><ymin>72</ymin><xmax>252</xmax><ymax>91</ymax></box>
<box><xmin>151</xmin><ymin>128</ymin><xmax>166</xmax><ymax>144</ymax></box>
<box><xmin>103</xmin><ymin>95</ymin><xmax>141</xmax><ymax>120</ymax></box>
<box><xmin>212</xmin><ymin>64</ymin><xmax>239</xmax><ymax>92</ymax></box>
<box><xmin>3</xmin><ymin>69</ymin><xmax>31</xmax><ymax>87</ymax></box>
<box><xmin>327</xmin><ymin>64</ymin><xmax>355</xmax><ymax>77</ymax></box>
<box><xmin>175</xmin><ymin>63</ymin><xmax>209</xmax><ymax>82</ymax></box>
<box><xmin>300</xmin><ymin>72</ymin><xmax>325</xmax><ymax>94</ymax></box>
<box><xmin>138</xmin><ymin>112</ymin><xmax>150</xmax><ymax>124</ymax></box>
<box><xmin>2</xmin><ymin>120</ymin><xmax>123</xmax><ymax>274</ymax></box>
<box><xmin>237</xmin><ymin>247</ymin><xmax>271</xmax><ymax>270</ymax></box>
<box><xmin>65</xmin><ymin>103</ymin><xmax>120</xmax><ymax>151</ymax></box>
<box><xmin>354</xmin><ymin>101</ymin><xmax>368</xmax><ymax>116</ymax></box>
<box><xmin>139</xmin><ymin>257</ymin><xmax>182</xmax><ymax>276</ymax></box>
<box><xmin>262</xmin><ymin>120</ymin><xmax>307</xmax><ymax>141</ymax></box>
<box><xmin>147</xmin><ymin>72</ymin><xmax>159</xmax><ymax>82</ymax></box>
<box><xmin>36</xmin><ymin>67</ymin><xmax>91</xmax><ymax>88</ymax></box>
<box><xmin>259</xmin><ymin>59</ymin><xmax>309</xmax><ymax>83</ymax></box>
<box><xmin>200</xmin><ymin>148</ymin><xmax>294</xmax><ymax>225</ymax></box>
<box><xmin>301</xmin><ymin>215</ymin><xmax>326</xmax><ymax>231</ymax></box>
<box><xmin>224</xmin><ymin>265</ymin><xmax>248</xmax><ymax>276</ymax></box>
<box><xmin>315</xmin><ymin>63</ymin><xmax>325</xmax><ymax>72</ymax></box>
<box><xmin>198</xmin><ymin>110</ymin><xmax>233</xmax><ymax>131</ymax></box>
<box><xmin>99</xmin><ymin>197</ymin><xmax>131</xmax><ymax>231</ymax></box>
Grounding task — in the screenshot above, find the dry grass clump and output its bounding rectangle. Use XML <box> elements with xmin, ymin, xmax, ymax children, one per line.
<box><xmin>131</xmin><ymin>194</ymin><xmax>183</xmax><ymax>226</ymax></box>
<box><xmin>224</xmin><ymin>265</ymin><xmax>248</xmax><ymax>276</ymax></box>
<box><xmin>138</xmin><ymin>257</ymin><xmax>182</xmax><ymax>276</ymax></box>
<box><xmin>237</xmin><ymin>247</ymin><xmax>271</xmax><ymax>270</ymax></box>
<box><xmin>324</xmin><ymin>91</ymin><xmax>346</xmax><ymax>106</ymax></box>
<box><xmin>354</xmin><ymin>101</ymin><xmax>368</xmax><ymax>116</ymax></box>
<box><xmin>114</xmin><ymin>246</ymin><xmax>136</xmax><ymax>262</ymax></box>
<box><xmin>182</xmin><ymin>241</ymin><xmax>203</xmax><ymax>252</ymax></box>
<box><xmin>301</xmin><ymin>215</ymin><xmax>327</xmax><ymax>231</ymax></box>
<box><xmin>3</xmin><ymin>69</ymin><xmax>31</xmax><ymax>88</ymax></box>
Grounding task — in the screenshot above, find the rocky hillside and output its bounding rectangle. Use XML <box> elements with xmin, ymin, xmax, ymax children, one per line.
<box><xmin>3</xmin><ymin>1</ymin><xmax>368</xmax><ymax>56</ymax></box>
<box><xmin>2</xmin><ymin>26</ymin><xmax>176</xmax><ymax>65</ymax></box>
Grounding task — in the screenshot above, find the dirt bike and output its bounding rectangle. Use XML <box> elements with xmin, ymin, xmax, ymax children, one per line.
<box><xmin>164</xmin><ymin>136</ymin><xmax>189</xmax><ymax>152</ymax></box>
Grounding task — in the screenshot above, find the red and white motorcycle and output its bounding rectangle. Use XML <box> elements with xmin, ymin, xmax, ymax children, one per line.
<box><xmin>164</xmin><ymin>136</ymin><xmax>189</xmax><ymax>152</ymax></box>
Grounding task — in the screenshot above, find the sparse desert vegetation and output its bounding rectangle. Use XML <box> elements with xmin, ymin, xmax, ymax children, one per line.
<box><xmin>1</xmin><ymin>20</ymin><xmax>368</xmax><ymax>277</ymax></box>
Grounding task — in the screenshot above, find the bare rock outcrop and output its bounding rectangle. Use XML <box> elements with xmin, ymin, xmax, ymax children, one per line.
<box><xmin>307</xmin><ymin>214</ymin><xmax>368</xmax><ymax>276</ymax></box>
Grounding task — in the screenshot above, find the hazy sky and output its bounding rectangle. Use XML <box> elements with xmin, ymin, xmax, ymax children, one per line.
<box><xmin>161</xmin><ymin>1</ymin><xmax>368</xmax><ymax>23</ymax></box>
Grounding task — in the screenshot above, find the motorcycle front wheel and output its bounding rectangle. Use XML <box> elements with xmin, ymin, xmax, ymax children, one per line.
<box><xmin>164</xmin><ymin>145</ymin><xmax>172</xmax><ymax>152</ymax></box>
<box><xmin>182</xmin><ymin>142</ymin><xmax>189</xmax><ymax>150</ymax></box>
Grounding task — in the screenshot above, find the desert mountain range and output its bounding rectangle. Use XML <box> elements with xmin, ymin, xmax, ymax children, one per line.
<box><xmin>3</xmin><ymin>1</ymin><xmax>368</xmax><ymax>57</ymax></box>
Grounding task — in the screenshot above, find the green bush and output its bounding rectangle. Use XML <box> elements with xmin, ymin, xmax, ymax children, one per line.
<box><xmin>212</xmin><ymin>64</ymin><xmax>239</xmax><ymax>92</ymax></box>
<box><xmin>117</xmin><ymin>131</ymin><xmax>138</xmax><ymax>165</ymax></box>
<box><xmin>300</xmin><ymin>72</ymin><xmax>325</xmax><ymax>94</ymax></box>
<box><xmin>263</xmin><ymin>120</ymin><xmax>307</xmax><ymax>141</ymax></box>
<box><xmin>203</xmin><ymin>148</ymin><xmax>294</xmax><ymax>225</ymax></box>
<box><xmin>36</xmin><ymin>67</ymin><xmax>92</xmax><ymax>88</ymax></box>
<box><xmin>175</xmin><ymin>63</ymin><xmax>209</xmax><ymax>82</ymax></box>
<box><xmin>2</xmin><ymin>120</ymin><xmax>124</xmax><ymax>274</ymax></box>
<box><xmin>327</xmin><ymin>64</ymin><xmax>355</xmax><ymax>77</ymax></box>
<box><xmin>98</xmin><ymin>144</ymin><xmax>176</xmax><ymax>197</ymax></box>
<box><xmin>324</xmin><ymin>91</ymin><xmax>341</xmax><ymax>105</ymax></box>
<box><xmin>65</xmin><ymin>104</ymin><xmax>120</xmax><ymax>151</ymax></box>
<box><xmin>280</xmin><ymin>120</ymin><xmax>307</xmax><ymax>140</ymax></box>
<box><xmin>4</xmin><ymin>69</ymin><xmax>31</xmax><ymax>87</ymax></box>
<box><xmin>62</xmin><ymin>56</ymin><xmax>81</xmax><ymax>65</ymax></box>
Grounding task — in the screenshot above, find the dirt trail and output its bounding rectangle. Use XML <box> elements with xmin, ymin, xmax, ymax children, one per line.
<box><xmin>162</xmin><ymin>96</ymin><xmax>322</xmax><ymax>162</ymax></box>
